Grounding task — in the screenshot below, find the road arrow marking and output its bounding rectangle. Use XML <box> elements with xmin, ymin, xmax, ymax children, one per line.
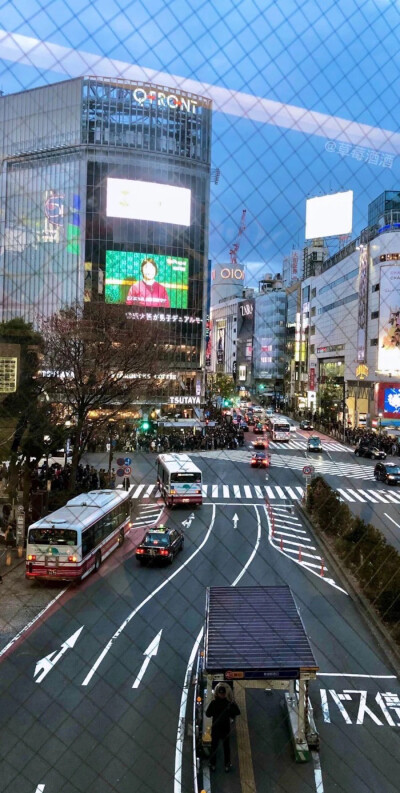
<box><xmin>35</xmin><ymin>786</ymin><xmax>45</xmax><ymax>793</ymax></box>
<box><xmin>132</xmin><ymin>629</ymin><xmax>162</xmax><ymax>689</ymax></box>
<box><xmin>34</xmin><ymin>626</ymin><xmax>84</xmax><ymax>683</ymax></box>
<box><xmin>181</xmin><ymin>513</ymin><xmax>195</xmax><ymax>529</ymax></box>
<box><xmin>232</xmin><ymin>513</ymin><xmax>239</xmax><ymax>529</ymax></box>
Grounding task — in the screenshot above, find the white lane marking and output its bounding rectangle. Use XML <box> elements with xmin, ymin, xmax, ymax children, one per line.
<box><xmin>212</xmin><ymin>484</ymin><xmax>218</xmax><ymax>498</ymax></box>
<box><xmin>0</xmin><ymin>587</ymin><xmax>68</xmax><ymax>659</ymax></box>
<box><xmin>201</xmin><ymin>484</ymin><xmax>208</xmax><ymax>497</ymax></box>
<box><xmin>320</xmin><ymin>689</ymin><xmax>331</xmax><ymax>721</ymax></box>
<box><xmin>275</xmin><ymin>485</ymin><xmax>285</xmax><ymax>498</ymax></box>
<box><xmin>371</xmin><ymin>491</ymin><xmax>390</xmax><ymax>503</ymax></box>
<box><xmin>175</xmin><ymin>503</ymin><xmax>262</xmax><ymax>793</ymax></box>
<box><xmin>132</xmin><ymin>630</ymin><xmax>162</xmax><ymax>689</ymax></box>
<box><xmin>82</xmin><ymin>504</ymin><xmax>216</xmax><ymax>687</ymax></box>
<box><xmin>317</xmin><ymin>672</ymin><xmax>397</xmax><ymax>678</ymax></box>
<box><xmin>232</xmin><ymin>504</ymin><xmax>261</xmax><ymax>586</ymax></box>
<box><xmin>139</xmin><ymin>503</ymin><xmax>161</xmax><ymax>511</ymax></box>
<box><xmin>132</xmin><ymin>484</ymin><xmax>146</xmax><ymax>498</ymax></box>
<box><xmin>295</xmin><ymin>486</ymin><xmax>304</xmax><ymax>497</ymax></box>
<box><xmin>174</xmin><ymin>626</ymin><xmax>204</xmax><ymax>793</ymax></box>
<box><xmin>244</xmin><ymin>485</ymin><xmax>252</xmax><ymax>499</ymax></box>
<box><xmin>312</xmin><ymin>750</ymin><xmax>325</xmax><ymax>793</ymax></box>
<box><xmin>223</xmin><ymin>485</ymin><xmax>230</xmax><ymax>498</ymax></box>
<box><xmin>35</xmin><ymin>787</ymin><xmax>45</xmax><ymax>793</ymax></box>
<box><xmin>233</xmin><ymin>485</ymin><xmax>241</xmax><ymax>498</ymax></box>
<box><xmin>284</xmin><ymin>547</ymin><xmax>321</xmax><ymax>560</ymax></box>
<box><xmin>132</xmin><ymin>517</ymin><xmax>159</xmax><ymax>526</ymax></box>
<box><xmin>34</xmin><ymin>626</ymin><xmax>84</xmax><ymax>683</ymax></box>
<box><xmin>264</xmin><ymin>505</ymin><xmax>348</xmax><ymax>594</ymax></box>
<box><xmin>265</xmin><ymin>485</ymin><xmax>275</xmax><ymax>499</ymax></box>
<box><xmin>383</xmin><ymin>513</ymin><xmax>400</xmax><ymax>529</ymax></box>
<box><xmin>254</xmin><ymin>485</ymin><xmax>263</xmax><ymax>498</ymax></box>
<box><xmin>274</xmin><ymin>535</ymin><xmax>315</xmax><ymax>547</ymax></box>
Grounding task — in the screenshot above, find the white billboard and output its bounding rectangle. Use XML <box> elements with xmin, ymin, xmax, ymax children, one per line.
<box><xmin>305</xmin><ymin>190</ymin><xmax>353</xmax><ymax>239</ymax></box>
<box><xmin>378</xmin><ymin>265</ymin><xmax>400</xmax><ymax>372</ymax></box>
<box><xmin>106</xmin><ymin>178</ymin><xmax>191</xmax><ymax>226</ymax></box>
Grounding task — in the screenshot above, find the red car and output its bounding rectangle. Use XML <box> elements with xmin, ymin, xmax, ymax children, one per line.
<box><xmin>251</xmin><ymin>452</ymin><xmax>270</xmax><ymax>468</ymax></box>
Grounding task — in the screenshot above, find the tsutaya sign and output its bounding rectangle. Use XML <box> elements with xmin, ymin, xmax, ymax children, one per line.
<box><xmin>169</xmin><ymin>395</ymin><xmax>201</xmax><ymax>405</ymax></box>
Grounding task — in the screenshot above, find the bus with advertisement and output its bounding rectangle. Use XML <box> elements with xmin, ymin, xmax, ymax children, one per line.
<box><xmin>156</xmin><ymin>453</ymin><xmax>202</xmax><ymax>507</ymax></box>
<box><xmin>26</xmin><ymin>489</ymin><xmax>132</xmax><ymax>581</ymax></box>
<box><xmin>269</xmin><ymin>418</ymin><xmax>291</xmax><ymax>442</ymax></box>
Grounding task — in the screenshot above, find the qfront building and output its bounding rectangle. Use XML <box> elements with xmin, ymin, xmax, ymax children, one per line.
<box><xmin>0</xmin><ymin>76</ymin><xmax>212</xmax><ymax>409</ymax></box>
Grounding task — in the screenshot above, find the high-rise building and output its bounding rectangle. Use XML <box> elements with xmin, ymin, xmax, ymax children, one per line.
<box><xmin>0</xmin><ymin>76</ymin><xmax>212</xmax><ymax>409</ymax></box>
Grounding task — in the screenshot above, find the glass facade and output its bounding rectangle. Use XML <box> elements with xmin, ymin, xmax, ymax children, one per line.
<box><xmin>253</xmin><ymin>292</ymin><xmax>286</xmax><ymax>381</ymax></box>
<box><xmin>368</xmin><ymin>191</ymin><xmax>400</xmax><ymax>228</ymax></box>
<box><xmin>0</xmin><ymin>77</ymin><xmax>212</xmax><ymax>384</ymax></box>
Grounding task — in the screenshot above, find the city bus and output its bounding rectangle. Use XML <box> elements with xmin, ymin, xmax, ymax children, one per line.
<box><xmin>269</xmin><ymin>419</ymin><xmax>291</xmax><ymax>442</ymax></box>
<box><xmin>26</xmin><ymin>488</ymin><xmax>132</xmax><ymax>581</ymax></box>
<box><xmin>156</xmin><ymin>453</ymin><xmax>202</xmax><ymax>507</ymax></box>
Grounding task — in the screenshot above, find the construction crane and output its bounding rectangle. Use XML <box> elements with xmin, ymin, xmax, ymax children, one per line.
<box><xmin>229</xmin><ymin>209</ymin><xmax>247</xmax><ymax>265</ymax></box>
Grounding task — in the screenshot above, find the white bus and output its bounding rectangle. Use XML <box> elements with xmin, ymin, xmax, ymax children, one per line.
<box><xmin>269</xmin><ymin>419</ymin><xmax>291</xmax><ymax>442</ymax></box>
<box><xmin>26</xmin><ymin>489</ymin><xmax>132</xmax><ymax>582</ymax></box>
<box><xmin>156</xmin><ymin>453</ymin><xmax>202</xmax><ymax>507</ymax></box>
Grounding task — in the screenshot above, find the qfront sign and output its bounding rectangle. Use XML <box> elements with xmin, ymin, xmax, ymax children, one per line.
<box><xmin>169</xmin><ymin>396</ymin><xmax>201</xmax><ymax>405</ymax></box>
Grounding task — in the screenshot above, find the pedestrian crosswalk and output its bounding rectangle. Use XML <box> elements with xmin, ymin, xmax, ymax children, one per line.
<box><xmin>130</xmin><ymin>481</ymin><xmax>400</xmax><ymax>505</ymax></box>
<box><xmin>271</xmin><ymin>455</ymin><xmax>375</xmax><ymax>480</ymax></box>
<box><xmin>190</xmin><ymin>439</ymin><xmax>349</xmax><ymax>455</ymax></box>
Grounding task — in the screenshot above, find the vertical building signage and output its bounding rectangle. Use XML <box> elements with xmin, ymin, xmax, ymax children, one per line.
<box><xmin>378</xmin><ymin>265</ymin><xmax>400</xmax><ymax>372</ymax></box>
<box><xmin>357</xmin><ymin>244</ymin><xmax>369</xmax><ymax>363</ymax></box>
<box><xmin>309</xmin><ymin>367</ymin><xmax>316</xmax><ymax>391</ymax></box>
<box><xmin>216</xmin><ymin>321</ymin><xmax>226</xmax><ymax>364</ymax></box>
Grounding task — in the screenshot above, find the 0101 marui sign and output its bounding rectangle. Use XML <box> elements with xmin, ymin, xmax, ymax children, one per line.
<box><xmin>105</xmin><ymin>251</ymin><xmax>189</xmax><ymax>309</ymax></box>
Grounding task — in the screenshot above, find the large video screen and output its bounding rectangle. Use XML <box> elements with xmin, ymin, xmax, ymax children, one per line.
<box><xmin>305</xmin><ymin>190</ymin><xmax>353</xmax><ymax>239</ymax></box>
<box><xmin>105</xmin><ymin>251</ymin><xmax>189</xmax><ymax>309</ymax></box>
<box><xmin>106</xmin><ymin>178</ymin><xmax>191</xmax><ymax>226</ymax></box>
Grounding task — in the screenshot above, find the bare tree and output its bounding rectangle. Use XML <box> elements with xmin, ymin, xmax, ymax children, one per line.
<box><xmin>40</xmin><ymin>303</ymin><xmax>166</xmax><ymax>488</ymax></box>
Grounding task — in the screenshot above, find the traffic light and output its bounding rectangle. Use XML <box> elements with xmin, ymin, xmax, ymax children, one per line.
<box><xmin>259</xmin><ymin>384</ymin><xmax>265</xmax><ymax>391</ymax></box>
<box><xmin>223</xmin><ymin>398</ymin><xmax>232</xmax><ymax>407</ymax></box>
<box><xmin>140</xmin><ymin>420</ymin><xmax>150</xmax><ymax>432</ymax></box>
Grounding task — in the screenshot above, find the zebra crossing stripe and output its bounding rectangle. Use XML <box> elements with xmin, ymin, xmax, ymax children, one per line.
<box><xmin>143</xmin><ymin>485</ymin><xmax>155</xmax><ymax>497</ymax></box>
<box><xmin>254</xmin><ymin>485</ymin><xmax>263</xmax><ymax>498</ymax></box>
<box><xmin>337</xmin><ymin>488</ymin><xmax>355</xmax><ymax>502</ymax></box>
<box><xmin>380</xmin><ymin>490</ymin><xmax>400</xmax><ymax>503</ymax></box>
<box><xmin>361</xmin><ymin>490</ymin><xmax>379</xmax><ymax>503</ymax></box>
<box><xmin>132</xmin><ymin>484</ymin><xmax>146</xmax><ymax>498</ymax></box>
<box><xmin>265</xmin><ymin>486</ymin><xmax>275</xmax><ymax>499</ymax></box>
<box><xmin>212</xmin><ymin>484</ymin><xmax>218</xmax><ymax>498</ymax></box>
<box><xmin>244</xmin><ymin>485</ymin><xmax>252</xmax><ymax>498</ymax></box>
<box><xmin>201</xmin><ymin>485</ymin><xmax>208</xmax><ymax>497</ymax></box>
<box><xmin>223</xmin><ymin>485</ymin><xmax>230</xmax><ymax>498</ymax></box>
<box><xmin>285</xmin><ymin>486</ymin><xmax>298</xmax><ymax>499</ymax></box>
<box><xmin>296</xmin><ymin>486</ymin><xmax>304</xmax><ymax>497</ymax></box>
<box><xmin>275</xmin><ymin>486</ymin><xmax>286</xmax><ymax>498</ymax></box>
<box><xmin>346</xmin><ymin>489</ymin><xmax>366</xmax><ymax>502</ymax></box>
<box><xmin>284</xmin><ymin>547</ymin><xmax>322</xmax><ymax>561</ymax></box>
<box><xmin>233</xmin><ymin>485</ymin><xmax>241</xmax><ymax>498</ymax></box>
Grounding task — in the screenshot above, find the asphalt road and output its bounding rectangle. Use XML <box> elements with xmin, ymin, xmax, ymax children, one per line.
<box><xmin>0</xmin><ymin>428</ymin><xmax>399</xmax><ymax>793</ymax></box>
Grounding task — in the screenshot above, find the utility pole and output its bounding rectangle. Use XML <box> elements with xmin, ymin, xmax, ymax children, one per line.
<box><xmin>342</xmin><ymin>382</ymin><xmax>347</xmax><ymax>444</ymax></box>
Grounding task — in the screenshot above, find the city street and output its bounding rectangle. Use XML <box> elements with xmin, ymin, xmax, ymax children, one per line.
<box><xmin>0</xmin><ymin>428</ymin><xmax>399</xmax><ymax>793</ymax></box>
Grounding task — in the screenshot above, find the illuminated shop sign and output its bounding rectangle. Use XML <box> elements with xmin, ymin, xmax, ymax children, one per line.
<box><xmin>239</xmin><ymin>301</ymin><xmax>253</xmax><ymax>317</ymax></box>
<box><xmin>378</xmin><ymin>265</ymin><xmax>400</xmax><ymax>372</ymax></box>
<box><xmin>212</xmin><ymin>268</ymin><xmax>244</xmax><ymax>280</ymax></box>
<box><xmin>169</xmin><ymin>395</ymin><xmax>201</xmax><ymax>405</ymax></box>
<box><xmin>107</xmin><ymin>179</ymin><xmax>191</xmax><ymax>226</ymax></box>
<box><xmin>384</xmin><ymin>387</ymin><xmax>400</xmax><ymax>414</ymax></box>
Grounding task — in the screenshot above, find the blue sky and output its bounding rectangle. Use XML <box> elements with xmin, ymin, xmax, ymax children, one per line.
<box><xmin>1</xmin><ymin>0</ymin><xmax>399</xmax><ymax>284</ymax></box>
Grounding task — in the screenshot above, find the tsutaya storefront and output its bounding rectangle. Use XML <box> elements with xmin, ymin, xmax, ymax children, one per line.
<box><xmin>164</xmin><ymin>394</ymin><xmax>201</xmax><ymax>420</ymax></box>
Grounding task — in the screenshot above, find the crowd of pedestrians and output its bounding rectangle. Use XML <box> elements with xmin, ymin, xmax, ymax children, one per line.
<box><xmin>136</xmin><ymin>420</ymin><xmax>245</xmax><ymax>453</ymax></box>
<box><xmin>30</xmin><ymin>463</ymin><xmax>117</xmax><ymax>493</ymax></box>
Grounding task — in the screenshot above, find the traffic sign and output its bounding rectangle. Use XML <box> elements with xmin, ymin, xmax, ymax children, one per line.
<box><xmin>124</xmin><ymin>457</ymin><xmax>132</xmax><ymax>465</ymax></box>
<box><xmin>116</xmin><ymin>457</ymin><xmax>125</xmax><ymax>466</ymax></box>
<box><xmin>302</xmin><ymin>465</ymin><xmax>314</xmax><ymax>476</ymax></box>
<box><xmin>116</xmin><ymin>468</ymin><xmax>125</xmax><ymax>477</ymax></box>
<box><xmin>124</xmin><ymin>466</ymin><xmax>132</xmax><ymax>476</ymax></box>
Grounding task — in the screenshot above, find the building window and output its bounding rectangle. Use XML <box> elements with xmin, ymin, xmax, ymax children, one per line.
<box><xmin>371</xmin><ymin>310</ymin><xmax>379</xmax><ymax>319</ymax></box>
<box><xmin>311</xmin><ymin>288</ymin><xmax>316</xmax><ymax>298</ymax></box>
<box><xmin>311</xmin><ymin>306</ymin><xmax>316</xmax><ymax>317</ymax></box>
<box><xmin>372</xmin><ymin>284</ymin><xmax>380</xmax><ymax>292</ymax></box>
<box><xmin>0</xmin><ymin>357</ymin><xmax>17</xmax><ymax>393</ymax></box>
<box><xmin>310</xmin><ymin>344</ymin><xmax>315</xmax><ymax>354</ymax></box>
<box><xmin>310</xmin><ymin>325</ymin><xmax>315</xmax><ymax>335</ymax></box>
<box><xmin>370</xmin><ymin>338</ymin><xmax>378</xmax><ymax>346</ymax></box>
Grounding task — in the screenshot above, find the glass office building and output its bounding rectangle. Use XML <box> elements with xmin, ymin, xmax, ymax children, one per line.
<box><xmin>0</xmin><ymin>77</ymin><xmax>212</xmax><ymax>401</ymax></box>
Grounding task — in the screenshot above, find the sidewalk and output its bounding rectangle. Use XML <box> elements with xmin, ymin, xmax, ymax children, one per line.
<box><xmin>0</xmin><ymin>545</ymin><xmax>25</xmax><ymax>581</ymax></box>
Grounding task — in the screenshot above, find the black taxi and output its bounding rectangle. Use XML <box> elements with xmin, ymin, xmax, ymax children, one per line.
<box><xmin>136</xmin><ymin>525</ymin><xmax>184</xmax><ymax>565</ymax></box>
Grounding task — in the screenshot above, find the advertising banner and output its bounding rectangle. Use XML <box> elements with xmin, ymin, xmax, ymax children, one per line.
<box><xmin>216</xmin><ymin>323</ymin><xmax>225</xmax><ymax>364</ymax></box>
<box><xmin>105</xmin><ymin>251</ymin><xmax>189</xmax><ymax>309</ymax></box>
<box><xmin>378</xmin><ymin>265</ymin><xmax>400</xmax><ymax>372</ymax></box>
<box><xmin>357</xmin><ymin>244</ymin><xmax>369</xmax><ymax>363</ymax></box>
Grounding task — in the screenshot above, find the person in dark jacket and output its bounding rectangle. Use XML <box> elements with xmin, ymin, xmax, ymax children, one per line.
<box><xmin>205</xmin><ymin>682</ymin><xmax>240</xmax><ymax>772</ymax></box>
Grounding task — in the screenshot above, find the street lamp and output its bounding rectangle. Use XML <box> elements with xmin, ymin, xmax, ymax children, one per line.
<box><xmin>64</xmin><ymin>420</ymin><xmax>72</xmax><ymax>468</ymax></box>
<box><xmin>43</xmin><ymin>435</ymin><xmax>51</xmax><ymax>515</ymax></box>
<box><xmin>378</xmin><ymin>412</ymin><xmax>383</xmax><ymax>440</ymax></box>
